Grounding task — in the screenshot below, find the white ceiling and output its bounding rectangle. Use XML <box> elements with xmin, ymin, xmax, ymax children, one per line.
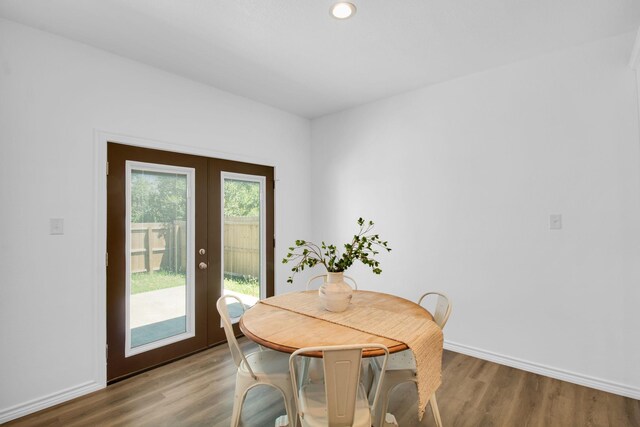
<box><xmin>1</xmin><ymin>0</ymin><xmax>640</xmax><ymax>118</ymax></box>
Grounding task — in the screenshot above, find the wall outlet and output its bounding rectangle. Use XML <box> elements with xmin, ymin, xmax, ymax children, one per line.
<box><xmin>549</xmin><ymin>214</ymin><xmax>562</xmax><ymax>230</ymax></box>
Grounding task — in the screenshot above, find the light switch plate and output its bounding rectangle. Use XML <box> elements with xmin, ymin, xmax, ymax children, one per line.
<box><xmin>549</xmin><ymin>214</ymin><xmax>562</xmax><ymax>230</ymax></box>
<box><xmin>50</xmin><ymin>218</ymin><xmax>64</xmax><ymax>235</ymax></box>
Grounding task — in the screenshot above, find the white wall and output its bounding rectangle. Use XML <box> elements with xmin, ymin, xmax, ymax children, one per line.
<box><xmin>2</xmin><ymin>14</ymin><xmax>639</xmax><ymax>423</ymax></box>
<box><xmin>0</xmin><ymin>18</ymin><xmax>312</xmax><ymax>421</ymax></box>
<box><xmin>311</xmin><ymin>32</ymin><xmax>640</xmax><ymax>397</ymax></box>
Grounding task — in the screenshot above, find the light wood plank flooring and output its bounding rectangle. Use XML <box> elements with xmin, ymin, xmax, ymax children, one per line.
<box><xmin>6</xmin><ymin>339</ymin><xmax>640</xmax><ymax>426</ymax></box>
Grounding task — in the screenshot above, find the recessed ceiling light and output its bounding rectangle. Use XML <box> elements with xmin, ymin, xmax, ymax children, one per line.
<box><xmin>331</xmin><ymin>2</ymin><xmax>356</xmax><ymax>19</ymax></box>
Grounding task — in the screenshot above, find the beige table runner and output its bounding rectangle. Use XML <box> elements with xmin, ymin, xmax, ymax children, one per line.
<box><xmin>260</xmin><ymin>290</ymin><xmax>443</xmax><ymax>420</ymax></box>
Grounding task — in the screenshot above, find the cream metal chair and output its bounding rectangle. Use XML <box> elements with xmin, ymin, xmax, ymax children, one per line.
<box><xmin>370</xmin><ymin>292</ymin><xmax>452</xmax><ymax>427</ymax></box>
<box><xmin>290</xmin><ymin>344</ymin><xmax>389</xmax><ymax>427</ymax></box>
<box><xmin>216</xmin><ymin>295</ymin><xmax>296</xmax><ymax>427</ymax></box>
<box><xmin>303</xmin><ymin>274</ymin><xmax>360</xmax><ymax>390</ymax></box>
<box><xmin>305</xmin><ymin>274</ymin><xmax>358</xmax><ymax>290</ymax></box>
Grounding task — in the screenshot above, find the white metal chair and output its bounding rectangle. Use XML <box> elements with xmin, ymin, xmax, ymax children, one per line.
<box><xmin>290</xmin><ymin>344</ymin><xmax>389</xmax><ymax>427</ymax></box>
<box><xmin>306</xmin><ymin>274</ymin><xmax>358</xmax><ymax>290</ymax></box>
<box><xmin>216</xmin><ymin>295</ymin><xmax>296</xmax><ymax>427</ymax></box>
<box><xmin>370</xmin><ymin>292</ymin><xmax>452</xmax><ymax>427</ymax></box>
<box><xmin>302</xmin><ymin>274</ymin><xmax>361</xmax><ymax>389</ymax></box>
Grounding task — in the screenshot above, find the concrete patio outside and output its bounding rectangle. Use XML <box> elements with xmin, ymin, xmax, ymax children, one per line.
<box><xmin>131</xmin><ymin>286</ymin><xmax>259</xmax><ymax>328</ymax></box>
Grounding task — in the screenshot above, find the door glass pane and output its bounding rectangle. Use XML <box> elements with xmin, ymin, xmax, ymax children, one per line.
<box><xmin>222</xmin><ymin>174</ymin><xmax>265</xmax><ymax>319</ymax></box>
<box><xmin>126</xmin><ymin>162</ymin><xmax>195</xmax><ymax>356</ymax></box>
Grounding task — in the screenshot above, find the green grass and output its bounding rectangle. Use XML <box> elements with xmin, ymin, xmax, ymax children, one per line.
<box><xmin>131</xmin><ymin>271</ymin><xmax>259</xmax><ymax>298</ymax></box>
<box><xmin>224</xmin><ymin>275</ymin><xmax>259</xmax><ymax>298</ymax></box>
<box><xmin>131</xmin><ymin>271</ymin><xmax>186</xmax><ymax>294</ymax></box>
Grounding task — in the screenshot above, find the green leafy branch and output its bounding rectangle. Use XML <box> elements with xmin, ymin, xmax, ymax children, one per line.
<box><xmin>282</xmin><ymin>218</ymin><xmax>391</xmax><ymax>284</ymax></box>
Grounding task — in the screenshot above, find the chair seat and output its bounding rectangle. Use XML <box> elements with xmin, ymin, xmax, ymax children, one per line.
<box><xmin>373</xmin><ymin>350</ymin><xmax>416</xmax><ymax>372</ymax></box>
<box><xmin>386</xmin><ymin>350</ymin><xmax>416</xmax><ymax>371</ymax></box>
<box><xmin>298</xmin><ymin>382</ymin><xmax>371</xmax><ymax>427</ymax></box>
<box><xmin>240</xmin><ymin>349</ymin><xmax>291</xmax><ymax>378</ymax></box>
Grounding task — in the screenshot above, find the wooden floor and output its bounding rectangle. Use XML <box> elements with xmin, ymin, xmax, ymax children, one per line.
<box><xmin>7</xmin><ymin>339</ymin><xmax>640</xmax><ymax>427</ymax></box>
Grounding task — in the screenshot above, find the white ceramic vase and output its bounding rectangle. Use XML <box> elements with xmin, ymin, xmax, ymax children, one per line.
<box><xmin>318</xmin><ymin>272</ymin><xmax>353</xmax><ymax>312</ymax></box>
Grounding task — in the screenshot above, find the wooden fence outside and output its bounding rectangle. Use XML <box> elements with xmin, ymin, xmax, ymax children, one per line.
<box><xmin>130</xmin><ymin>221</ymin><xmax>187</xmax><ymax>274</ymax></box>
<box><xmin>223</xmin><ymin>216</ymin><xmax>260</xmax><ymax>279</ymax></box>
<box><xmin>130</xmin><ymin>217</ymin><xmax>259</xmax><ymax>278</ymax></box>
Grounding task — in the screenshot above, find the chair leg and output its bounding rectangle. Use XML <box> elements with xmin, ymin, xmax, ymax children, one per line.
<box><xmin>368</xmin><ymin>360</ymin><xmax>393</xmax><ymax>427</ymax></box>
<box><xmin>275</xmin><ymin>415</ymin><xmax>290</xmax><ymax>427</ymax></box>
<box><xmin>230</xmin><ymin>392</ymin><xmax>245</xmax><ymax>427</ymax></box>
<box><xmin>299</xmin><ymin>356</ymin><xmax>309</xmax><ymax>389</ymax></box>
<box><xmin>231</xmin><ymin>378</ymin><xmax>250</xmax><ymax>427</ymax></box>
<box><xmin>272</xmin><ymin>399</ymin><xmax>296</xmax><ymax>427</ymax></box>
<box><xmin>282</xmin><ymin>387</ymin><xmax>297</xmax><ymax>427</ymax></box>
<box><xmin>430</xmin><ymin>393</ymin><xmax>442</xmax><ymax>427</ymax></box>
<box><xmin>360</xmin><ymin>359</ymin><xmax>374</xmax><ymax>396</ymax></box>
<box><xmin>372</xmin><ymin>376</ymin><xmax>394</xmax><ymax>427</ymax></box>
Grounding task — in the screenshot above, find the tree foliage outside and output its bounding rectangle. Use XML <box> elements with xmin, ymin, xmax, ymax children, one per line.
<box><xmin>130</xmin><ymin>174</ymin><xmax>261</xmax><ymax>222</ymax></box>
<box><xmin>131</xmin><ymin>171</ymin><xmax>187</xmax><ymax>223</ymax></box>
<box><xmin>224</xmin><ymin>179</ymin><xmax>260</xmax><ymax>217</ymax></box>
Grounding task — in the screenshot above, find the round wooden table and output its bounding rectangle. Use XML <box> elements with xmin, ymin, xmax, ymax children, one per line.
<box><xmin>240</xmin><ymin>290</ymin><xmax>433</xmax><ymax>358</ymax></box>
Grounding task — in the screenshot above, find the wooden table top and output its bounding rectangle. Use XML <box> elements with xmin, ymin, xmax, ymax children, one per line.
<box><xmin>240</xmin><ymin>290</ymin><xmax>434</xmax><ymax>357</ymax></box>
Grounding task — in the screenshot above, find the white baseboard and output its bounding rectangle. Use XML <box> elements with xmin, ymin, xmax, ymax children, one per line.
<box><xmin>444</xmin><ymin>340</ymin><xmax>640</xmax><ymax>401</ymax></box>
<box><xmin>0</xmin><ymin>380</ymin><xmax>104</xmax><ymax>424</ymax></box>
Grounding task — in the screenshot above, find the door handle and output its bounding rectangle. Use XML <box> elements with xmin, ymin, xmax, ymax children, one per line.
<box><xmin>198</xmin><ymin>262</ymin><xmax>208</xmax><ymax>270</ymax></box>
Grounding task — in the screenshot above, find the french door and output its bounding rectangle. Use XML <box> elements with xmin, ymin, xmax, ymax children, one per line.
<box><xmin>106</xmin><ymin>143</ymin><xmax>274</xmax><ymax>382</ymax></box>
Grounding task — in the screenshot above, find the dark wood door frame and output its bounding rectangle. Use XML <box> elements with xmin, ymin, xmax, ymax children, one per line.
<box><xmin>106</xmin><ymin>143</ymin><xmax>274</xmax><ymax>382</ymax></box>
<box><xmin>207</xmin><ymin>159</ymin><xmax>275</xmax><ymax>346</ymax></box>
<box><xmin>107</xmin><ymin>143</ymin><xmax>209</xmax><ymax>382</ymax></box>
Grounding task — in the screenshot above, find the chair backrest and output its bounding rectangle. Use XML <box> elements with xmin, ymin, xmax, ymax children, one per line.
<box><xmin>216</xmin><ymin>295</ymin><xmax>256</xmax><ymax>379</ymax></box>
<box><xmin>305</xmin><ymin>274</ymin><xmax>358</xmax><ymax>290</ymax></box>
<box><xmin>418</xmin><ymin>292</ymin><xmax>452</xmax><ymax>329</ymax></box>
<box><xmin>290</xmin><ymin>344</ymin><xmax>388</xmax><ymax>426</ymax></box>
